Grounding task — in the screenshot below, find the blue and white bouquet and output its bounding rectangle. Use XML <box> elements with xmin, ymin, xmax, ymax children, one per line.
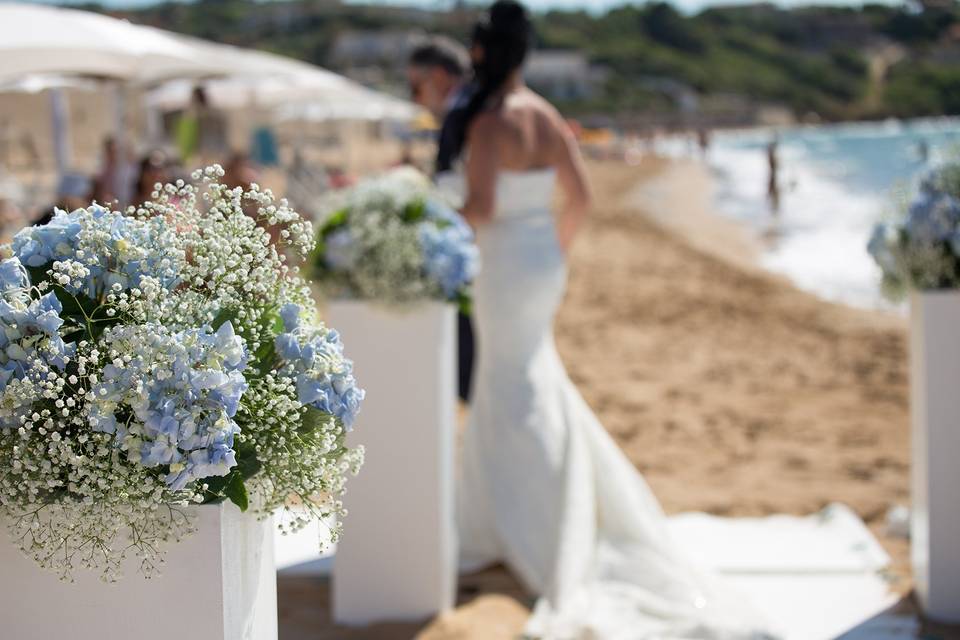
<box><xmin>869</xmin><ymin>162</ymin><xmax>960</xmax><ymax>299</ymax></box>
<box><xmin>0</xmin><ymin>166</ymin><xmax>364</xmax><ymax>580</ymax></box>
<box><xmin>312</xmin><ymin>167</ymin><xmax>479</xmax><ymax>310</ymax></box>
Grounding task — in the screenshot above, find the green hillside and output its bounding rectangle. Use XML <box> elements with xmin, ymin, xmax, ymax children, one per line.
<box><xmin>98</xmin><ymin>0</ymin><xmax>960</xmax><ymax>121</ymax></box>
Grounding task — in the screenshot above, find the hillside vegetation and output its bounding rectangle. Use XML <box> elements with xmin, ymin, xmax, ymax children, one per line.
<box><xmin>96</xmin><ymin>0</ymin><xmax>960</xmax><ymax>121</ymax></box>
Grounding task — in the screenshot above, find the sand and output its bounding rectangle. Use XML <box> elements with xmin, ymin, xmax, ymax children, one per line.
<box><xmin>280</xmin><ymin>155</ymin><xmax>928</xmax><ymax>640</ymax></box>
<box><xmin>556</xmin><ymin>157</ymin><xmax>910</xmax><ymax>582</ymax></box>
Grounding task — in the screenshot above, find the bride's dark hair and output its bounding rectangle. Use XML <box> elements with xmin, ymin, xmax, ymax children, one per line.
<box><xmin>449</xmin><ymin>0</ymin><xmax>532</xmax><ymax>163</ymax></box>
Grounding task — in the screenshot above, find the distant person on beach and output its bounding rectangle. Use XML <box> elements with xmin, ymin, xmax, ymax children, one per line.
<box><xmin>175</xmin><ymin>87</ymin><xmax>228</xmax><ymax>165</ymax></box>
<box><xmin>697</xmin><ymin>127</ymin><xmax>711</xmax><ymax>157</ymax></box>
<box><xmin>223</xmin><ymin>152</ymin><xmax>259</xmax><ymax>192</ymax></box>
<box><xmin>408</xmin><ymin>36</ymin><xmax>477</xmax><ymax>403</ymax></box>
<box><xmin>327</xmin><ymin>166</ymin><xmax>355</xmax><ymax>190</ymax></box>
<box><xmin>767</xmin><ymin>137</ymin><xmax>780</xmax><ymax>214</ymax></box>
<box><xmin>133</xmin><ymin>151</ymin><xmax>170</xmax><ymax>207</ymax></box>
<box><xmin>91</xmin><ymin>137</ymin><xmax>135</xmax><ymax>208</ymax></box>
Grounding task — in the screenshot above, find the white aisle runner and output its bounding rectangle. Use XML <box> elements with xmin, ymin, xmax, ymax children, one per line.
<box><xmin>275</xmin><ymin>504</ymin><xmax>906</xmax><ymax>638</ymax></box>
<box><xmin>667</xmin><ymin>504</ymin><xmax>901</xmax><ymax>640</ymax></box>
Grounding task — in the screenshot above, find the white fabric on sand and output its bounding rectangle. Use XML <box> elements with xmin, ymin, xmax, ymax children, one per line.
<box><xmin>438</xmin><ymin>168</ymin><xmax>893</xmax><ymax>640</ymax></box>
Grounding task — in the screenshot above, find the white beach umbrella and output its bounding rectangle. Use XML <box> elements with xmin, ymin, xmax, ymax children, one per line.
<box><xmin>145</xmin><ymin>39</ymin><xmax>419</xmax><ymax>122</ymax></box>
<box><xmin>0</xmin><ymin>74</ymin><xmax>99</xmax><ymax>94</ymax></box>
<box><xmin>0</xmin><ymin>3</ymin><xmax>221</xmax><ymax>83</ymax></box>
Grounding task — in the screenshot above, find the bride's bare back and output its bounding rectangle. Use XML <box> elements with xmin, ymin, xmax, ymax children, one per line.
<box><xmin>461</xmin><ymin>85</ymin><xmax>592</xmax><ymax>252</ymax></box>
<box><xmin>476</xmin><ymin>87</ymin><xmax>569</xmax><ymax>170</ymax></box>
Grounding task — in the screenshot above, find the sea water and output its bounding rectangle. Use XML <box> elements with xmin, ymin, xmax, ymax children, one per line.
<box><xmin>704</xmin><ymin>118</ymin><xmax>960</xmax><ymax>310</ymax></box>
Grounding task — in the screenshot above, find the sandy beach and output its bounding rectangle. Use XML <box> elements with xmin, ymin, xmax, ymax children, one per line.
<box><xmin>281</xmin><ymin>155</ymin><xmax>922</xmax><ymax>639</ymax></box>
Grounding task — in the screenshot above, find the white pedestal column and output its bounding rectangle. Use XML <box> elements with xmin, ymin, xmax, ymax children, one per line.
<box><xmin>0</xmin><ymin>502</ymin><xmax>278</xmax><ymax>640</ymax></box>
<box><xmin>911</xmin><ymin>291</ymin><xmax>960</xmax><ymax>624</ymax></box>
<box><xmin>328</xmin><ymin>301</ymin><xmax>457</xmax><ymax>626</ymax></box>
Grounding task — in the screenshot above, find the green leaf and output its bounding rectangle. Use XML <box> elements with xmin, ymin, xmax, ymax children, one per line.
<box><xmin>254</xmin><ymin>337</ymin><xmax>278</xmax><ymax>376</ymax></box>
<box><xmin>26</xmin><ymin>265</ymin><xmax>51</xmax><ymax>287</ymax></box>
<box><xmin>320</xmin><ymin>209</ymin><xmax>350</xmax><ymax>237</ymax></box>
<box><xmin>401</xmin><ymin>199</ymin><xmax>426</xmax><ymax>223</ymax></box>
<box><xmin>266</xmin><ymin>308</ymin><xmax>284</xmax><ymax>335</ymax></box>
<box><xmin>233</xmin><ymin>440</ymin><xmax>263</xmax><ymax>480</ymax></box>
<box><xmin>300</xmin><ymin>406</ymin><xmax>332</xmax><ymax>435</ymax></box>
<box><xmin>199</xmin><ymin>441</ymin><xmax>261</xmax><ymax>506</ymax></box>
<box><xmin>211</xmin><ymin>307</ymin><xmax>238</xmax><ymax>331</ymax></box>
<box><xmin>223</xmin><ymin>473</ymin><xmax>249</xmax><ymax>512</ymax></box>
<box><xmin>456</xmin><ymin>290</ymin><xmax>473</xmax><ymax>316</ymax></box>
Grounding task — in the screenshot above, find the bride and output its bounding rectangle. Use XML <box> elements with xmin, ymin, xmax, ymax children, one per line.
<box><xmin>439</xmin><ymin>2</ymin><xmax>777</xmax><ymax>638</ymax></box>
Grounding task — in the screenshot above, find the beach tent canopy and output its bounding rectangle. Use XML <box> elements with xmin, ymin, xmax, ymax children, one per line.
<box><xmin>0</xmin><ymin>4</ymin><xmax>221</xmax><ymax>83</ymax></box>
<box><xmin>0</xmin><ymin>74</ymin><xmax>99</xmax><ymax>95</ymax></box>
<box><xmin>146</xmin><ymin>40</ymin><xmax>419</xmax><ymax>122</ymax></box>
<box><xmin>0</xmin><ymin>3</ymin><xmax>418</xmax><ymax>122</ymax></box>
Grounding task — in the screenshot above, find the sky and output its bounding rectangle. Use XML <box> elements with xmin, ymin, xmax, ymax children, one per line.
<box><xmin>33</xmin><ymin>0</ymin><xmax>904</xmax><ymax>15</ymax></box>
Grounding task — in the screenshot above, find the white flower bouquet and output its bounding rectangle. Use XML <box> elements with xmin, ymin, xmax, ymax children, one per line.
<box><xmin>869</xmin><ymin>162</ymin><xmax>960</xmax><ymax>298</ymax></box>
<box><xmin>312</xmin><ymin>167</ymin><xmax>479</xmax><ymax>310</ymax></box>
<box><xmin>0</xmin><ymin>166</ymin><xmax>364</xmax><ymax>580</ymax></box>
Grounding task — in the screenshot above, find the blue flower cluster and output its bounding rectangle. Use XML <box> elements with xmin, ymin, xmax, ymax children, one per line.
<box><xmin>323</xmin><ymin>228</ymin><xmax>359</xmax><ymax>271</ymax></box>
<box><xmin>418</xmin><ymin>201</ymin><xmax>480</xmax><ymax>299</ymax></box>
<box><xmin>274</xmin><ymin>303</ymin><xmax>364</xmax><ymax>430</ymax></box>
<box><xmin>0</xmin><ymin>257</ymin><xmax>71</xmax><ymax>391</ymax></box>
<box><xmin>12</xmin><ymin>207</ymin><xmax>180</xmax><ymax>299</ymax></box>
<box><xmin>89</xmin><ymin>322</ymin><xmax>248</xmax><ymax>491</ymax></box>
<box><xmin>906</xmin><ymin>178</ymin><xmax>960</xmax><ymax>250</ymax></box>
<box><xmin>868</xmin><ymin>163</ymin><xmax>960</xmax><ymax>295</ymax></box>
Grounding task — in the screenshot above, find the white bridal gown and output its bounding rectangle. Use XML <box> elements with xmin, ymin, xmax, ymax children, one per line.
<box><xmin>439</xmin><ymin>169</ymin><xmax>777</xmax><ymax>640</ymax></box>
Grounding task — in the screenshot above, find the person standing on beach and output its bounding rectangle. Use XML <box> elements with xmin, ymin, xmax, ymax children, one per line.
<box><xmin>440</xmin><ymin>2</ymin><xmax>777</xmax><ymax>636</ymax></box>
<box><xmin>767</xmin><ymin>137</ymin><xmax>781</xmax><ymax>214</ymax></box>
<box><xmin>407</xmin><ymin>37</ymin><xmax>477</xmax><ymax>403</ymax></box>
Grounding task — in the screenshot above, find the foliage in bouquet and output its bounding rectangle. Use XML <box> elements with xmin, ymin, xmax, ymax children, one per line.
<box><xmin>312</xmin><ymin>167</ymin><xmax>479</xmax><ymax>311</ymax></box>
<box><xmin>0</xmin><ymin>166</ymin><xmax>364</xmax><ymax>580</ymax></box>
<box><xmin>868</xmin><ymin>162</ymin><xmax>960</xmax><ymax>299</ymax></box>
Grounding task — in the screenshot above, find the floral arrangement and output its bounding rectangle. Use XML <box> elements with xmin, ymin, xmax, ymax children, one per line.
<box><xmin>312</xmin><ymin>167</ymin><xmax>479</xmax><ymax>310</ymax></box>
<box><xmin>0</xmin><ymin>166</ymin><xmax>364</xmax><ymax>580</ymax></box>
<box><xmin>869</xmin><ymin>162</ymin><xmax>960</xmax><ymax>299</ymax></box>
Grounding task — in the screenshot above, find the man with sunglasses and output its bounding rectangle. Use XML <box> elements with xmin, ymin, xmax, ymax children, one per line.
<box><xmin>407</xmin><ymin>37</ymin><xmax>477</xmax><ymax>402</ymax></box>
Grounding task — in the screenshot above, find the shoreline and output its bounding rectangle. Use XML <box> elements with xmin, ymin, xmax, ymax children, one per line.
<box><xmin>629</xmin><ymin>155</ymin><xmax>907</xmax><ymax>330</ymax></box>
<box><xmin>628</xmin><ymin>157</ymin><xmax>762</xmax><ymax>273</ymax></box>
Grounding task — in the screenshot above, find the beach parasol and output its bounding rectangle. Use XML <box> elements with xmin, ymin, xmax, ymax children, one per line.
<box><xmin>0</xmin><ymin>4</ymin><xmax>221</xmax><ymax>83</ymax></box>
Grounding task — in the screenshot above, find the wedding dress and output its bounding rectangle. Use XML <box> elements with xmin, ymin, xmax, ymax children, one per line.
<box><xmin>437</xmin><ymin>169</ymin><xmax>777</xmax><ymax>640</ymax></box>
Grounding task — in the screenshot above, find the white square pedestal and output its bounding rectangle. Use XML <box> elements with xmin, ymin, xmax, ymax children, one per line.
<box><xmin>327</xmin><ymin>301</ymin><xmax>457</xmax><ymax>626</ymax></box>
<box><xmin>911</xmin><ymin>291</ymin><xmax>960</xmax><ymax>624</ymax></box>
<box><xmin>0</xmin><ymin>502</ymin><xmax>278</xmax><ymax>639</ymax></box>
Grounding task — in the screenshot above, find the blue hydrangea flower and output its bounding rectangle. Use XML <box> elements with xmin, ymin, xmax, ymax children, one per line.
<box><xmin>905</xmin><ymin>191</ymin><xmax>960</xmax><ymax>245</ymax></box>
<box><xmin>323</xmin><ymin>228</ymin><xmax>358</xmax><ymax>271</ymax></box>
<box><xmin>12</xmin><ymin>209</ymin><xmax>83</xmax><ymax>268</ymax></box>
<box><xmin>274</xmin><ymin>324</ymin><xmax>365</xmax><ymax>431</ymax></box>
<box><xmin>280</xmin><ymin>303</ymin><xmax>302</xmax><ymax>331</ymax></box>
<box><xmin>0</xmin><ymin>290</ymin><xmax>70</xmax><ymax>388</ymax></box>
<box><xmin>418</xmin><ymin>221</ymin><xmax>480</xmax><ymax>299</ymax></box>
<box><xmin>11</xmin><ymin>206</ymin><xmax>181</xmax><ymax>299</ymax></box>
<box><xmin>89</xmin><ymin>323</ymin><xmax>249</xmax><ymax>491</ymax></box>
<box><xmin>275</xmin><ymin>333</ymin><xmax>302</xmax><ymax>361</ymax></box>
<box><xmin>0</xmin><ymin>258</ymin><xmax>28</xmax><ymax>292</ymax></box>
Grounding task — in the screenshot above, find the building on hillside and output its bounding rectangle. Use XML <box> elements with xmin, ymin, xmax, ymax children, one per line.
<box><xmin>330</xmin><ymin>30</ymin><xmax>426</xmax><ymax>75</ymax></box>
<box><xmin>524</xmin><ymin>50</ymin><xmax>602</xmax><ymax>101</ymax></box>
